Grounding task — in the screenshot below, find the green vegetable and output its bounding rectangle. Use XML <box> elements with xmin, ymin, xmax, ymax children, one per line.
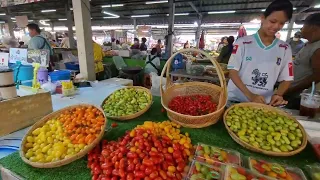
<box><xmin>226</xmin><ymin>107</ymin><xmax>304</xmax><ymax>152</ymax></box>
<box><xmin>103</xmin><ymin>88</ymin><xmax>150</xmax><ymax>117</ymax></box>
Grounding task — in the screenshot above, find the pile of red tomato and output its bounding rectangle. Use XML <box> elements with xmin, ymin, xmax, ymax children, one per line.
<box><xmin>168</xmin><ymin>95</ymin><xmax>217</xmax><ymax>116</ymax></box>
<box><xmin>87</xmin><ymin>128</ymin><xmax>191</xmax><ymax>180</ymax></box>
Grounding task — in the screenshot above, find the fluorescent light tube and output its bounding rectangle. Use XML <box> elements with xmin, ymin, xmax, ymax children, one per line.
<box><xmin>41</xmin><ymin>9</ymin><xmax>56</xmax><ymax>13</ymax></box>
<box><xmin>131</xmin><ymin>15</ymin><xmax>150</xmax><ymax>18</ymax></box>
<box><xmin>208</xmin><ymin>11</ymin><xmax>235</xmax><ymax>14</ymax></box>
<box><xmin>145</xmin><ymin>1</ymin><xmax>167</xmax><ymax>4</ymax></box>
<box><xmin>101</xmin><ymin>4</ymin><xmax>124</xmax><ymax>8</ymax></box>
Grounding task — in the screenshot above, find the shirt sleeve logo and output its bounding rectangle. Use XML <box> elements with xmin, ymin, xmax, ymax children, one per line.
<box><xmin>279</xmin><ymin>44</ymin><xmax>289</xmax><ymax>50</ymax></box>
<box><xmin>288</xmin><ymin>62</ymin><xmax>293</xmax><ymax>76</ymax></box>
<box><xmin>252</xmin><ymin>69</ymin><xmax>268</xmax><ymax>87</ymax></box>
<box><xmin>276</xmin><ymin>57</ymin><xmax>282</xmax><ymax>66</ymax></box>
<box><xmin>232</xmin><ymin>45</ymin><xmax>239</xmax><ymax>54</ymax></box>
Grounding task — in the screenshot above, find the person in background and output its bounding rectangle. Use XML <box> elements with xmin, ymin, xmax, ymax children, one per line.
<box><xmin>116</xmin><ymin>40</ymin><xmax>121</xmax><ymax>49</ymax></box>
<box><xmin>60</xmin><ymin>33</ymin><xmax>70</xmax><ymax>48</ymax></box>
<box><xmin>145</xmin><ymin>48</ymin><xmax>161</xmax><ymax>75</ymax></box>
<box><xmin>111</xmin><ymin>38</ymin><xmax>117</xmax><ymax>50</ymax></box>
<box><xmin>27</xmin><ymin>23</ymin><xmax>54</xmax><ymax>71</ymax></box>
<box><xmin>18</xmin><ymin>41</ymin><xmax>25</xmax><ymax>48</ymax></box>
<box><xmin>92</xmin><ymin>41</ymin><xmax>105</xmax><ymax>81</ymax></box>
<box><xmin>217</xmin><ymin>37</ymin><xmax>227</xmax><ymax>53</ymax></box>
<box><xmin>275</xmin><ymin>32</ymin><xmax>281</xmax><ymax>39</ymax></box>
<box><xmin>285</xmin><ymin>13</ymin><xmax>320</xmax><ymax>109</ymax></box>
<box><xmin>217</xmin><ymin>36</ymin><xmax>235</xmax><ymax>64</ymax></box>
<box><xmin>287</xmin><ymin>31</ymin><xmax>305</xmax><ymax>57</ymax></box>
<box><xmin>227</xmin><ymin>0</ymin><xmax>293</xmax><ymax>106</ymax></box>
<box><xmin>156</xmin><ymin>39</ymin><xmax>162</xmax><ymax>57</ymax></box>
<box><xmin>131</xmin><ymin>38</ymin><xmax>140</xmax><ymax>49</ymax></box>
<box><xmin>140</xmin><ymin>37</ymin><xmax>148</xmax><ymax>51</ymax></box>
<box><xmin>183</xmin><ymin>41</ymin><xmax>190</xmax><ymax>49</ymax></box>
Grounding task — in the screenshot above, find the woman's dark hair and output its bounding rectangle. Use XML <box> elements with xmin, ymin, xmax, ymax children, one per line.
<box><xmin>151</xmin><ymin>48</ymin><xmax>157</xmax><ymax>55</ymax></box>
<box><xmin>264</xmin><ymin>0</ymin><xmax>293</xmax><ymax>20</ymax></box>
<box><xmin>26</xmin><ymin>23</ymin><xmax>41</xmax><ymax>33</ymax></box>
<box><xmin>158</xmin><ymin>39</ymin><xmax>161</xmax><ymax>43</ymax></box>
<box><xmin>304</xmin><ymin>13</ymin><xmax>320</xmax><ymax>26</ymax></box>
<box><xmin>134</xmin><ymin>38</ymin><xmax>139</xmax><ymax>42</ymax></box>
<box><xmin>141</xmin><ymin>37</ymin><xmax>147</xmax><ymax>43</ymax></box>
<box><xmin>116</xmin><ymin>40</ymin><xmax>120</xmax><ymax>44</ymax></box>
<box><xmin>227</xmin><ymin>36</ymin><xmax>235</xmax><ymax>45</ymax></box>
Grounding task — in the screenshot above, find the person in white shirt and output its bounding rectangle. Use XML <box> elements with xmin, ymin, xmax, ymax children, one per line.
<box><xmin>60</xmin><ymin>33</ymin><xmax>70</xmax><ymax>48</ymax></box>
<box><xmin>145</xmin><ymin>48</ymin><xmax>160</xmax><ymax>75</ymax></box>
<box><xmin>227</xmin><ymin>0</ymin><xmax>293</xmax><ymax>106</ymax></box>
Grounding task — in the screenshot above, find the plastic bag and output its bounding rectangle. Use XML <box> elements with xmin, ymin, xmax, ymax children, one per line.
<box><xmin>150</xmin><ymin>72</ymin><xmax>166</xmax><ymax>92</ymax></box>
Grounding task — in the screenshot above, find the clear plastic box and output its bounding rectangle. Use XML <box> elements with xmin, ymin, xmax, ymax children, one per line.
<box><xmin>306</xmin><ymin>164</ymin><xmax>320</xmax><ymax>180</ymax></box>
<box><xmin>224</xmin><ymin>165</ymin><xmax>272</xmax><ymax>180</ymax></box>
<box><xmin>309</xmin><ymin>137</ymin><xmax>320</xmax><ymax>160</ymax></box>
<box><xmin>248</xmin><ymin>157</ymin><xmax>307</xmax><ymax>180</ymax></box>
<box><xmin>186</xmin><ymin>159</ymin><xmax>226</xmax><ymax>180</ymax></box>
<box><xmin>194</xmin><ymin>143</ymin><xmax>242</xmax><ymax>165</ymax></box>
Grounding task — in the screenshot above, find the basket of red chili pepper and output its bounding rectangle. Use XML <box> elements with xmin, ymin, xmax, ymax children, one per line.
<box><xmin>160</xmin><ymin>48</ymin><xmax>227</xmax><ymax>128</ymax></box>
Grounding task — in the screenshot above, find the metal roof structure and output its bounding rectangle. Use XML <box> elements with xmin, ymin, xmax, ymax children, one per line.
<box><xmin>1</xmin><ymin>0</ymin><xmax>318</xmax><ymax>25</ymax></box>
<box><xmin>0</xmin><ymin>0</ymin><xmax>319</xmax><ymax>38</ymax></box>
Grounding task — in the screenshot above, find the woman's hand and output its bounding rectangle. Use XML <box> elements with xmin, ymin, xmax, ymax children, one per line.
<box><xmin>248</xmin><ymin>93</ymin><xmax>266</xmax><ymax>104</ymax></box>
<box><xmin>269</xmin><ymin>94</ymin><xmax>288</xmax><ymax>106</ymax></box>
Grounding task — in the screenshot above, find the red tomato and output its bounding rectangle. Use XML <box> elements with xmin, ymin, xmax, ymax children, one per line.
<box><xmin>145</xmin><ymin>167</ymin><xmax>153</xmax><ymax>176</ymax></box>
<box><xmin>126</xmin><ymin>173</ymin><xmax>134</xmax><ymax>180</ymax></box>
<box><xmin>134</xmin><ymin>171</ymin><xmax>146</xmax><ymax>178</ymax></box>
<box><xmin>149</xmin><ymin>171</ymin><xmax>159</xmax><ymax>179</ymax></box>
<box><xmin>111</xmin><ymin>122</ymin><xmax>118</xmax><ymax>128</ymax></box>
<box><xmin>142</xmin><ymin>158</ymin><xmax>154</xmax><ymax>166</ymax></box>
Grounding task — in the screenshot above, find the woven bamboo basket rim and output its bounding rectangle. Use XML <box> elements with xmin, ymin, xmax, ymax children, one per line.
<box><xmin>223</xmin><ymin>102</ymin><xmax>307</xmax><ymax>157</ymax></box>
<box><xmin>160</xmin><ymin>48</ymin><xmax>227</xmax><ymax>116</ymax></box>
<box><xmin>101</xmin><ymin>86</ymin><xmax>153</xmax><ymax>121</ymax></box>
<box><xmin>20</xmin><ymin>104</ymin><xmax>107</xmax><ymax>168</ymax></box>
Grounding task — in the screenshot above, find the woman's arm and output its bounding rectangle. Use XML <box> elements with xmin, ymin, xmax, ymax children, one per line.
<box><xmin>229</xmin><ymin>69</ymin><xmax>265</xmax><ymax>103</ymax></box>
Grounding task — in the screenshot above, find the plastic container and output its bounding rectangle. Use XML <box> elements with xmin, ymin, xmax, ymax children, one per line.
<box><xmin>306</xmin><ymin>163</ymin><xmax>320</xmax><ymax>180</ymax></box>
<box><xmin>49</xmin><ymin>70</ymin><xmax>71</xmax><ymax>82</ymax></box>
<box><xmin>186</xmin><ymin>159</ymin><xmax>226</xmax><ymax>180</ymax></box>
<box><xmin>37</xmin><ymin>68</ymin><xmax>48</xmax><ymax>85</ymax></box>
<box><xmin>224</xmin><ymin>165</ymin><xmax>272</xmax><ymax>180</ymax></box>
<box><xmin>310</xmin><ymin>137</ymin><xmax>320</xmax><ymax>160</ymax></box>
<box><xmin>64</xmin><ymin>62</ymin><xmax>80</xmax><ymax>70</ymax></box>
<box><xmin>9</xmin><ymin>63</ymin><xmax>34</xmax><ymax>82</ymax></box>
<box><xmin>0</xmin><ymin>84</ymin><xmax>17</xmax><ymax>100</ymax></box>
<box><xmin>248</xmin><ymin>157</ymin><xmax>307</xmax><ymax>180</ymax></box>
<box><xmin>194</xmin><ymin>143</ymin><xmax>242</xmax><ymax>165</ymax></box>
<box><xmin>300</xmin><ymin>89</ymin><xmax>320</xmax><ymax>118</ymax></box>
<box><xmin>0</xmin><ymin>68</ymin><xmax>14</xmax><ymax>86</ymax></box>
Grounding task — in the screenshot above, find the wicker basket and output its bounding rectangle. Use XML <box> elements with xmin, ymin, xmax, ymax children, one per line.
<box><xmin>223</xmin><ymin>103</ymin><xmax>307</xmax><ymax>156</ymax></box>
<box><xmin>101</xmin><ymin>86</ymin><xmax>153</xmax><ymax>121</ymax></box>
<box><xmin>20</xmin><ymin>104</ymin><xmax>107</xmax><ymax>168</ymax></box>
<box><xmin>160</xmin><ymin>48</ymin><xmax>228</xmax><ymax>128</ymax></box>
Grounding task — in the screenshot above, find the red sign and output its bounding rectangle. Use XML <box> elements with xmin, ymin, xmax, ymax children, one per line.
<box><xmin>232</xmin><ymin>45</ymin><xmax>239</xmax><ymax>54</ymax></box>
<box><xmin>288</xmin><ymin>62</ymin><xmax>293</xmax><ymax>77</ymax></box>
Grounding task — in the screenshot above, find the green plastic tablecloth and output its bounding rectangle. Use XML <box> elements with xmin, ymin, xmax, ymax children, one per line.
<box><xmin>0</xmin><ymin>96</ymin><xmax>317</xmax><ymax>180</ymax></box>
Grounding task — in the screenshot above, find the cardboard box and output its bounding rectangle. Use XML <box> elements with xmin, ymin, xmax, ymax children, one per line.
<box><xmin>0</xmin><ymin>92</ymin><xmax>53</xmax><ymax>136</ymax></box>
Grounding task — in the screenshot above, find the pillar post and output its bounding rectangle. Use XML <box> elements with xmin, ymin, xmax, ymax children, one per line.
<box><xmin>133</xmin><ymin>18</ymin><xmax>137</xmax><ymax>38</ymax></box>
<box><xmin>167</xmin><ymin>0</ymin><xmax>175</xmax><ymax>56</ymax></box>
<box><xmin>5</xmin><ymin>8</ymin><xmax>14</xmax><ymax>38</ymax></box>
<box><xmin>286</xmin><ymin>15</ymin><xmax>297</xmax><ymax>41</ymax></box>
<box><xmin>195</xmin><ymin>18</ymin><xmax>202</xmax><ymax>48</ymax></box>
<box><xmin>65</xmin><ymin>2</ymin><xmax>76</xmax><ymax>49</ymax></box>
<box><xmin>72</xmin><ymin>0</ymin><xmax>95</xmax><ymax>81</ymax></box>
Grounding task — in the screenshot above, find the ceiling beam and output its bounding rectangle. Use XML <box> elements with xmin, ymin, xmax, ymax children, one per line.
<box><xmin>188</xmin><ymin>2</ymin><xmax>202</xmax><ymax>18</ymax></box>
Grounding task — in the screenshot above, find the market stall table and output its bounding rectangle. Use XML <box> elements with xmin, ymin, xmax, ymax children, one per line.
<box><xmin>0</xmin><ymin>82</ymin><xmax>319</xmax><ymax>179</ymax></box>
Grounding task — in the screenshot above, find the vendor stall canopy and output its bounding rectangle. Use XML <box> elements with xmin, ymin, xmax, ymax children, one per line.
<box><xmin>0</xmin><ymin>0</ymin><xmax>318</xmax><ymax>34</ymax></box>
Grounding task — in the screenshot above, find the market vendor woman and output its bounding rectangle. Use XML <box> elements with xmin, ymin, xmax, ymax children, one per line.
<box><xmin>227</xmin><ymin>0</ymin><xmax>293</xmax><ymax>106</ymax></box>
